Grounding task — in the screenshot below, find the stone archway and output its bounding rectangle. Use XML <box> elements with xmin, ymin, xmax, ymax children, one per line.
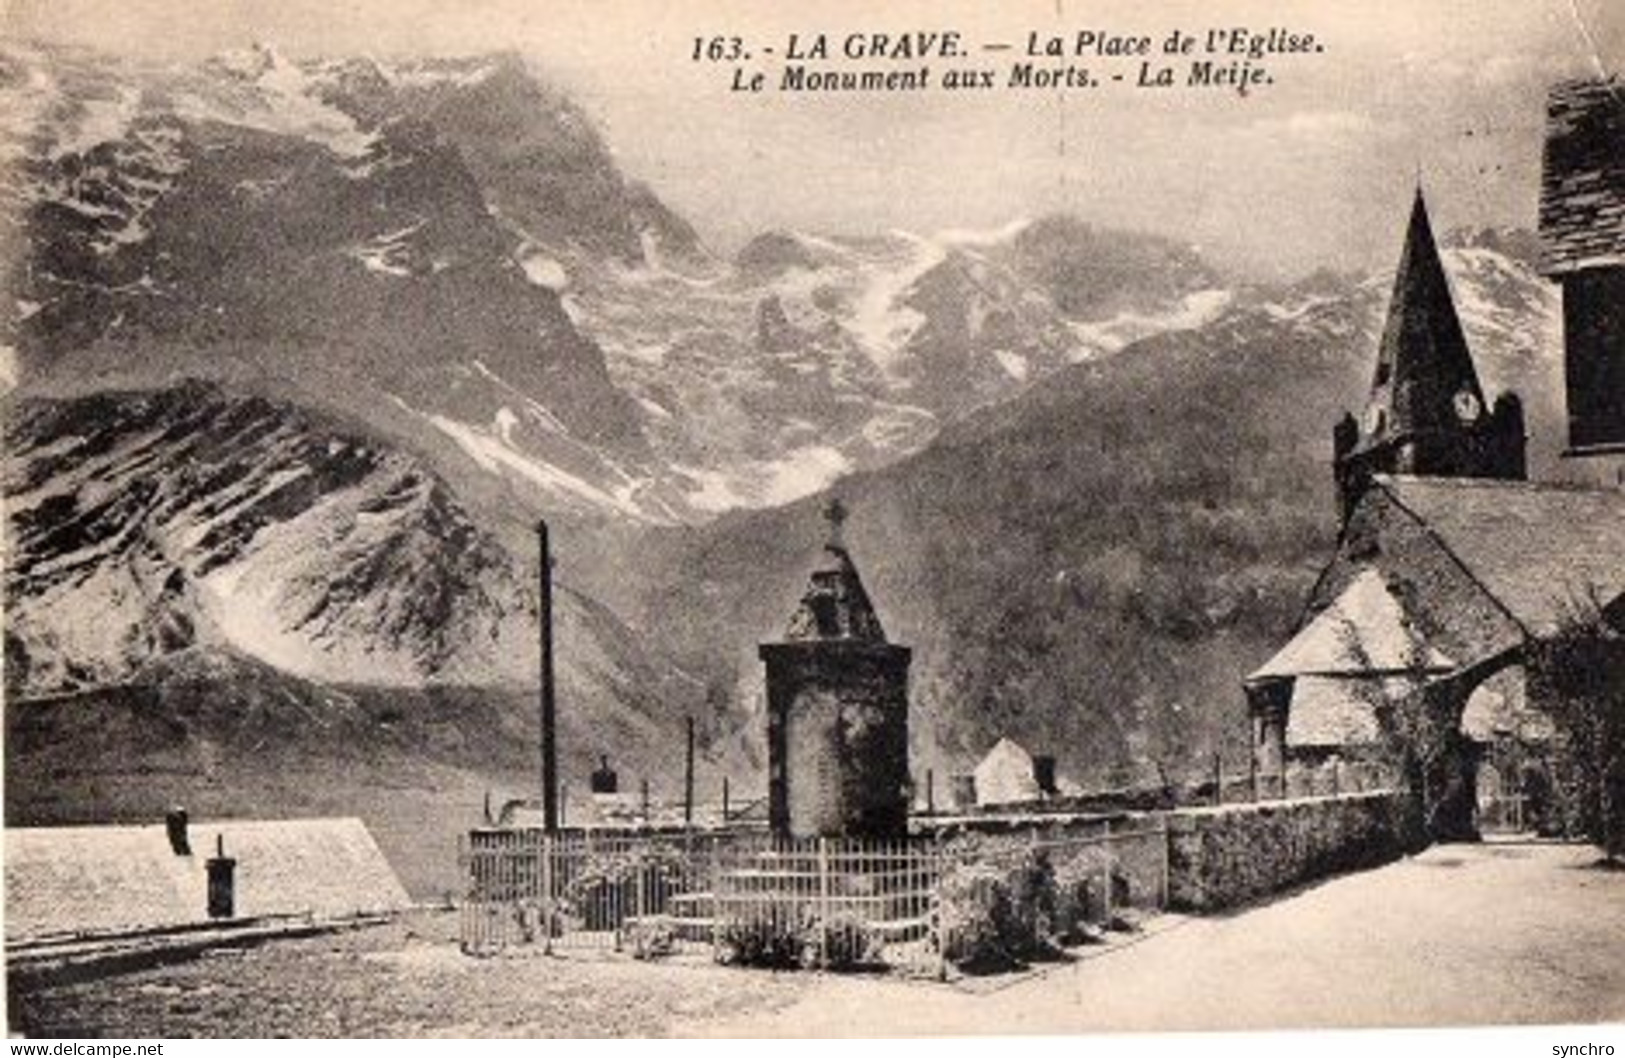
<box><xmin>1411</xmin><ymin>651</ymin><xmax>1529</xmax><ymax>842</ymax></box>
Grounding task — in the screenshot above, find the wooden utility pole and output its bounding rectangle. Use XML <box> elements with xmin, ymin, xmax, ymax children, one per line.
<box><xmin>684</xmin><ymin>717</ymin><xmax>696</xmax><ymax>826</ymax></box>
<box><xmin>538</xmin><ymin>521</ymin><xmax>558</xmax><ymax>834</ymax></box>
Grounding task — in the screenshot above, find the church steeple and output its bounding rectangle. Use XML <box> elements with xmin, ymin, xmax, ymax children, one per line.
<box><xmin>1333</xmin><ymin>188</ymin><xmax>1527</xmax><ymax>523</ymax></box>
<box><xmin>1364</xmin><ymin>188</ymin><xmax>1487</xmax><ymax>446</ymax></box>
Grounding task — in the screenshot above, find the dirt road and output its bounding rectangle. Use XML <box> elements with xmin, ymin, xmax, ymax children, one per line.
<box><xmin>681</xmin><ymin>841</ymin><xmax>1625</xmax><ymax>1036</ymax></box>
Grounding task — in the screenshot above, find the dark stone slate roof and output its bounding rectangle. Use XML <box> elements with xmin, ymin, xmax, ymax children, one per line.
<box><xmin>1539</xmin><ymin>77</ymin><xmax>1625</xmax><ymax>275</ymax></box>
<box><xmin>1378</xmin><ymin>475</ymin><xmax>1625</xmax><ymax>636</ymax></box>
<box><xmin>1354</xmin><ymin>190</ymin><xmax>1487</xmax><ymax>453</ymax></box>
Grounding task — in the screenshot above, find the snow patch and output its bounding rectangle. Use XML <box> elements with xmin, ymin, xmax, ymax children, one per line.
<box><xmin>845</xmin><ymin>231</ymin><xmax>945</xmax><ymax>374</ymax></box>
<box><xmin>992</xmin><ymin>349</ymin><xmax>1030</xmax><ymax>381</ymax></box>
<box><xmin>1068</xmin><ymin>288</ymin><xmax>1234</xmax><ymax>357</ymax></box>
<box><xmin>348</xmin><ymin>220</ymin><xmax>425</xmax><ymax>277</ymax></box>
<box><xmin>383</xmin><ymin>59</ymin><xmax>499</xmax><ymax>90</ymax></box>
<box><xmin>179</xmin><ymin>44</ymin><xmax>376</xmax><ymax>158</ymax></box>
<box><xmin>518</xmin><ymin>249</ymin><xmax>568</xmax><ymax>291</ymax></box>
<box><xmin>679</xmin><ymin>444</ymin><xmax>852</xmax><ymax>513</ymax></box>
<box><xmin>934</xmin><ymin>217</ymin><xmax>1032</xmax><ymax>248</ymax></box>
<box><xmin>634</xmin><ymin>396</ymin><xmax>673</xmax><ymax>420</ymax></box>
<box><xmin>0</xmin><ymin>52</ymin><xmax>59</xmax><ymax>166</ymax></box>
<box><xmin>50</xmin><ymin>86</ymin><xmax>142</xmax><ymax>161</ymax></box>
<box><xmin>493</xmin><ymin>407</ymin><xmax>519</xmax><ymax>446</ymax></box>
<box><xmin>423</xmin><ymin>410</ymin><xmax>654</xmax><ymax>522</ymax></box>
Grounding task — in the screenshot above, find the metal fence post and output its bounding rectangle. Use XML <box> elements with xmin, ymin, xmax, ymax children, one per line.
<box><xmin>817</xmin><ymin>836</ymin><xmax>831</xmax><ymax>971</ymax></box>
<box><xmin>709</xmin><ymin>835</ymin><xmax>722</xmax><ymax>961</ymax></box>
<box><xmin>932</xmin><ymin>836</ymin><xmax>947</xmax><ymax>981</ymax></box>
<box><xmin>1101</xmin><ymin>817</ymin><xmax>1113</xmax><ymax>924</ymax></box>
<box><xmin>1159</xmin><ymin>815</ymin><xmax>1171</xmax><ymax>911</ymax></box>
<box><xmin>542</xmin><ymin>832</ymin><xmax>555</xmax><ymax>955</ymax></box>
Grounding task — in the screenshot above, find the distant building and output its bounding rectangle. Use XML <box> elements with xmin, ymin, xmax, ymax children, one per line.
<box><xmin>1538</xmin><ymin>76</ymin><xmax>1625</xmax><ymax>482</ymax></box>
<box><xmin>1331</xmin><ymin>189</ymin><xmax>1525</xmax><ymax>525</ymax></box>
<box><xmin>971</xmin><ymin>737</ymin><xmax>1063</xmax><ymax>807</ymax></box>
<box><xmin>4</xmin><ymin>814</ymin><xmax>409</xmax><ymax>942</ymax></box>
<box><xmin>759</xmin><ymin>499</ymin><xmax>911</xmax><ymax>839</ymax></box>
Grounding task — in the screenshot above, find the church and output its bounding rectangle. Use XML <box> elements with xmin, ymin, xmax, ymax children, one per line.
<box><xmin>1245</xmin><ymin>76</ymin><xmax>1625</xmax><ymax>841</ymax></box>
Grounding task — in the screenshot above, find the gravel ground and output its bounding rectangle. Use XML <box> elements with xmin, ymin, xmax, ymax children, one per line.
<box><xmin>680</xmin><ymin>841</ymin><xmax>1625</xmax><ymax>1036</ymax></box>
<box><xmin>9</xmin><ymin>910</ymin><xmax>811</xmax><ymax>1038</ymax></box>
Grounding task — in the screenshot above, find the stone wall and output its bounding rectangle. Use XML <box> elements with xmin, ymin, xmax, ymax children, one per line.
<box><xmin>1165</xmin><ymin>792</ymin><xmax>1421</xmax><ymax>912</ymax></box>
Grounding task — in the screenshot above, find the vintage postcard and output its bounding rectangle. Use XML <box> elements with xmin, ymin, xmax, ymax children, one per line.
<box><xmin>1</xmin><ymin>0</ymin><xmax>1622</xmax><ymax>1042</ymax></box>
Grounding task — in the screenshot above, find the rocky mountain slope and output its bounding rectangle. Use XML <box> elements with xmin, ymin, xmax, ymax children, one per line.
<box><xmin>0</xmin><ymin>41</ymin><xmax>1237</xmax><ymax>522</ymax></box>
<box><xmin>1</xmin><ymin>381</ymin><xmax>708</xmax><ymax>874</ymax></box>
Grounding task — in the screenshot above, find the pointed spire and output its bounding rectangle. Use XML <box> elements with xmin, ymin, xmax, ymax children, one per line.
<box><xmin>1362</xmin><ymin>188</ymin><xmax>1486</xmax><ymax>445</ymax></box>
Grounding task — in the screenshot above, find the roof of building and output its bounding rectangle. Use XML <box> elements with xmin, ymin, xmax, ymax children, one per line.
<box><xmin>1284</xmin><ymin>676</ymin><xmax>1405</xmax><ymax>747</ymax></box>
<box><xmin>1539</xmin><ymin>77</ymin><xmax>1625</xmax><ymax>275</ymax></box>
<box><xmin>4</xmin><ymin>817</ymin><xmax>410</xmax><ymax>942</ymax></box>
<box><xmin>1353</xmin><ymin>189</ymin><xmax>1487</xmax><ymax>454</ymax></box>
<box><xmin>1378</xmin><ymin>476</ymin><xmax>1625</xmax><ymax>636</ymax></box>
<box><xmin>973</xmin><ymin>737</ymin><xmax>1043</xmax><ymax>806</ymax></box>
<box><xmin>1249</xmin><ymin>569</ymin><xmax>1455</xmax><ymax>683</ymax></box>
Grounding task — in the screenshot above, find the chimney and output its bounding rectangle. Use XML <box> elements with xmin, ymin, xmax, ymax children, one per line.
<box><xmin>590</xmin><ymin>755</ymin><xmax>618</xmax><ymax>794</ymax></box>
<box><xmin>206</xmin><ymin>834</ymin><xmax>236</xmax><ymax>920</ymax></box>
<box><xmin>165</xmin><ymin>807</ymin><xmax>191</xmax><ymax>856</ymax></box>
<box><xmin>1032</xmin><ymin>755</ymin><xmax>1058</xmax><ymax>796</ymax></box>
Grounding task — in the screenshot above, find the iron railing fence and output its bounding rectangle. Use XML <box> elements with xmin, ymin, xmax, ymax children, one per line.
<box><xmin>460</xmin><ymin>819</ymin><xmax>1170</xmax><ymax>977</ymax></box>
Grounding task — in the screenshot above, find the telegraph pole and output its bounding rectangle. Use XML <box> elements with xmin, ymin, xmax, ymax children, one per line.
<box><xmin>684</xmin><ymin>717</ymin><xmax>696</xmax><ymax>826</ymax></box>
<box><xmin>538</xmin><ymin>520</ymin><xmax>559</xmax><ymax>834</ymax></box>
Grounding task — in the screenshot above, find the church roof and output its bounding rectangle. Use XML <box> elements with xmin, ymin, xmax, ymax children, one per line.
<box><xmin>1355</xmin><ymin>190</ymin><xmax>1487</xmax><ymax>452</ymax></box>
<box><xmin>1539</xmin><ymin>77</ymin><xmax>1625</xmax><ymax>275</ymax></box>
<box><xmin>4</xmin><ymin>817</ymin><xmax>409</xmax><ymax>942</ymax></box>
<box><xmin>1378</xmin><ymin>476</ymin><xmax>1625</xmax><ymax>636</ymax></box>
<box><xmin>1248</xmin><ymin>569</ymin><xmax>1454</xmax><ymax>683</ymax></box>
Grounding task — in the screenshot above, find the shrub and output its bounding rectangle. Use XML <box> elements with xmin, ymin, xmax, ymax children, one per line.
<box><xmin>1050</xmin><ymin>845</ymin><xmax>1113</xmax><ymax>944</ymax></box>
<box><xmin>625</xmin><ymin>917</ymin><xmax>677</xmax><ymax>960</ymax></box>
<box><xmin>936</xmin><ymin>848</ymin><xmax>1059</xmax><ymax>973</ymax></box>
<box><xmin>560</xmin><ymin>843</ymin><xmax>689</xmax><ymax>931</ymax></box>
<box><xmin>715</xmin><ymin>909</ymin><xmax>808</xmax><ymax>968</ymax></box>
<box><xmin>800</xmin><ymin>910</ymin><xmax>885</xmax><ymax>971</ymax></box>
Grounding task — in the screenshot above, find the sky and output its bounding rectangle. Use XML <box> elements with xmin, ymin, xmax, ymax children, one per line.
<box><xmin>4</xmin><ymin>0</ymin><xmax>1620</xmax><ymax>277</ymax></box>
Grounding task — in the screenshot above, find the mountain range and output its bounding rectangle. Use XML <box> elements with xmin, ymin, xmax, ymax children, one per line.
<box><xmin>0</xmin><ymin>40</ymin><xmax>1567</xmax><ymax>891</ymax></box>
